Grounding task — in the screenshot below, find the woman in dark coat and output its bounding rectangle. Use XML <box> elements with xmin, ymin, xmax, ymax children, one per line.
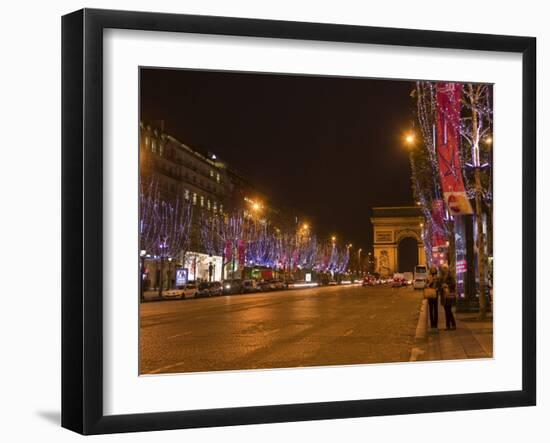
<box><xmin>426</xmin><ymin>266</ymin><xmax>439</xmax><ymax>330</ymax></box>
<box><xmin>438</xmin><ymin>264</ymin><xmax>457</xmax><ymax>330</ymax></box>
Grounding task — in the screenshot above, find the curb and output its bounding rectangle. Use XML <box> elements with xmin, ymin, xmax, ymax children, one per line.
<box><xmin>410</xmin><ymin>299</ymin><xmax>428</xmax><ymax>361</ymax></box>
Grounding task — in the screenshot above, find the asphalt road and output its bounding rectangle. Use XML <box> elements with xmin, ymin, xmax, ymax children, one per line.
<box><xmin>140</xmin><ymin>284</ymin><xmax>424</xmax><ymax>374</ymax></box>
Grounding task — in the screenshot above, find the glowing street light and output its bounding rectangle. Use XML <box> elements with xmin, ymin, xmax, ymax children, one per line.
<box><xmin>331</xmin><ymin>235</ymin><xmax>336</xmax><ymax>242</ymax></box>
<box><xmin>404</xmin><ymin>132</ymin><xmax>416</xmax><ymax>147</ymax></box>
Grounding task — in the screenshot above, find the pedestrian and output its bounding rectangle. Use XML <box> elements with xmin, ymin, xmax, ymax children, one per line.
<box><xmin>425</xmin><ymin>266</ymin><xmax>439</xmax><ymax>330</ymax></box>
<box><xmin>438</xmin><ymin>264</ymin><xmax>457</xmax><ymax>330</ymax></box>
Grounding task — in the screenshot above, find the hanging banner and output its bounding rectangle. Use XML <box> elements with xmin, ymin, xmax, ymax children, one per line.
<box><xmin>431</xmin><ymin>199</ymin><xmax>447</xmax><ymax>247</ymax></box>
<box><xmin>224</xmin><ymin>240</ymin><xmax>233</xmax><ymax>261</ymax></box>
<box><xmin>237</xmin><ymin>239</ymin><xmax>246</xmax><ymax>265</ymax></box>
<box><xmin>436</xmin><ymin>82</ymin><xmax>474</xmax><ymax>215</ymax></box>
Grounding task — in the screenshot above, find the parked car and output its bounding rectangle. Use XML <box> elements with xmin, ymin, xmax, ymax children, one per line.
<box><xmin>222</xmin><ymin>279</ymin><xmax>243</xmax><ymax>295</ymax></box>
<box><xmin>271</xmin><ymin>279</ymin><xmax>286</xmax><ymax>290</ymax></box>
<box><xmin>162</xmin><ymin>288</ymin><xmax>184</xmax><ymax>299</ymax></box>
<box><xmin>162</xmin><ymin>282</ymin><xmax>198</xmax><ymax>299</ymax></box>
<box><xmin>208</xmin><ymin>281</ymin><xmax>223</xmax><ymax>296</ymax></box>
<box><xmin>258</xmin><ymin>280</ymin><xmax>272</xmax><ymax>292</ymax></box>
<box><xmin>242</xmin><ymin>279</ymin><xmax>258</xmax><ymax>293</ymax></box>
<box><xmin>197</xmin><ymin>282</ymin><xmax>212</xmax><ymax>297</ymax></box>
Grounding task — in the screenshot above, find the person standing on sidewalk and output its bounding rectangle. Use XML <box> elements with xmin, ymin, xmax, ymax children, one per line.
<box><xmin>438</xmin><ymin>264</ymin><xmax>457</xmax><ymax>330</ymax></box>
<box><xmin>426</xmin><ymin>266</ymin><xmax>439</xmax><ymax>331</ymax></box>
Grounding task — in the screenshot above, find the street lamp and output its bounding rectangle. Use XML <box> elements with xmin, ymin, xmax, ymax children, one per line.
<box><xmin>404</xmin><ymin>132</ymin><xmax>416</xmax><ymax>148</ymax></box>
<box><xmin>158</xmin><ymin>238</ymin><xmax>167</xmax><ymax>298</ymax></box>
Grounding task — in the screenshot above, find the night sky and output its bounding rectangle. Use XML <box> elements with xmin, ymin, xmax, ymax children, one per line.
<box><xmin>140</xmin><ymin>68</ymin><xmax>415</xmax><ymax>251</ymax></box>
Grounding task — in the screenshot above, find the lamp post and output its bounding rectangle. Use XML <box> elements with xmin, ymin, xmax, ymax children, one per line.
<box><xmin>140</xmin><ymin>249</ymin><xmax>146</xmax><ymax>302</ymax></box>
<box><xmin>347</xmin><ymin>243</ymin><xmax>352</xmax><ymax>274</ymax></box>
<box><xmin>167</xmin><ymin>257</ymin><xmax>173</xmax><ymax>289</ymax></box>
<box><xmin>157</xmin><ymin>237</ymin><xmax>167</xmax><ymax>298</ymax></box>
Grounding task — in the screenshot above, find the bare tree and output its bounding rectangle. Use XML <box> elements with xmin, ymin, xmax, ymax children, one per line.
<box><xmin>139</xmin><ymin>178</ymin><xmax>193</xmax><ymax>296</ymax></box>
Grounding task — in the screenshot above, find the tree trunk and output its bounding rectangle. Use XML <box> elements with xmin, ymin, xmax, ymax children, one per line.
<box><xmin>475</xmin><ymin>168</ymin><xmax>487</xmax><ymax>320</ymax></box>
<box><xmin>470</xmin><ymin>85</ymin><xmax>487</xmax><ymax>320</ymax></box>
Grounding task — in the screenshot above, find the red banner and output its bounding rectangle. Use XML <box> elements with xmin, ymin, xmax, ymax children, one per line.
<box><xmin>436</xmin><ymin>83</ymin><xmax>473</xmax><ymax>215</ymax></box>
<box><xmin>237</xmin><ymin>239</ymin><xmax>246</xmax><ymax>264</ymax></box>
<box><xmin>224</xmin><ymin>240</ymin><xmax>233</xmax><ymax>261</ymax></box>
<box><xmin>431</xmin><ymin>199</ymin><xmax>447</xmax><ymax>247</ymax></box>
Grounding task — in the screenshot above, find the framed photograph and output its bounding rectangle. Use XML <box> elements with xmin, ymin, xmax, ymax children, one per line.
<box><xmin>62</xmin><ymin>8</ymin><xmax>536</xmax><ymax>435</ymax></box>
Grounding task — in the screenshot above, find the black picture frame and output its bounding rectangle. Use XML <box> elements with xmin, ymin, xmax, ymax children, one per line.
<box><xmin>62</xmin><ymin>8</ymin><xmax>536</xmax><ymax>435</ymax></box>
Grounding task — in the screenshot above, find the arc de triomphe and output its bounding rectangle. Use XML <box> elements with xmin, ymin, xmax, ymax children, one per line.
<box><xmin>371</xmin><ymin>206</ymin><xmax>426</xmax><ymax>277</ymax></box>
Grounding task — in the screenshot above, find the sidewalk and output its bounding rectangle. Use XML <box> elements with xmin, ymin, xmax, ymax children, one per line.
<box><xmin>410</xmin><ymin>299</ymin><xmax>493</xmax><ymax>362</ymax></box>
<box><xmin>142</xmin><ymin>290</ymin><xmax>170</xmax><ymax>302</ymax></box>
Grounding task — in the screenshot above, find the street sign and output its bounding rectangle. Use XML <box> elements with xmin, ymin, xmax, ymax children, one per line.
<box><xmin>176</xmin><ymin>268</ymin><xmax>188</xmax><ymax>286</ymax></box>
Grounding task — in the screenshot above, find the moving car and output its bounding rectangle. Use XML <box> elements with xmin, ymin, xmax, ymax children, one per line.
<box><xmin>414</xmin><ymin>265</ymin><xmax>428</xmax><ymax>281</ymax></box>
<box><xmin>413</xmin><ymin>276</ymin><xmax>427</xmax><ymax>290</ymax></box>
<box><xmin>392</xmin><ymin>273</ymin><xmax>407</xmax><ymax>287</ymax></box>
<box><xmin>362</xmin><ymin>275</ymin><xmax>377</xmax><ymax>287</ymax></box>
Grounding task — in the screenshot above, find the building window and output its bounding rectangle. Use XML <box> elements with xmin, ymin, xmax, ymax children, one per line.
<box><xmin>213</xmin><ymin>202</ymin><xmax>217</xmax><ymax>213</ymax></box>
<box><xmin>192</xmin><ymin>193</ymin><xmax>197</xmax><ymax>205</ymax></box>
<box><xmin>200</xmin><ymin>195</ymin><xmax>204</xmax><ymax>207</ymax></box>
<box><xmin>210</xmin><ymin>170</ymin><xmax>214</xmax><ymax>178</ymax></box>
<box><xmin>220</xmin><ymin>204</ymin><xmax>223</xmax><ymax>214</ymax></box>
<box><xmin>216</xmin><ymin>173</ymin><xmax>220</xmax><ymax>183</ymax></box>
<box><xmin>207</xmin><ymin>199</ymin><xmax>211</xmax><ymax>211</ymax></box>
<box><xmin>151</xmin><ymin>139</ymin><xmax>156</xmax><ymax>153</ymax></box>
<box><xmin>184</xmin><ymin>189</ymin><xmax>190</xmax><ymax>201</ymax></box>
